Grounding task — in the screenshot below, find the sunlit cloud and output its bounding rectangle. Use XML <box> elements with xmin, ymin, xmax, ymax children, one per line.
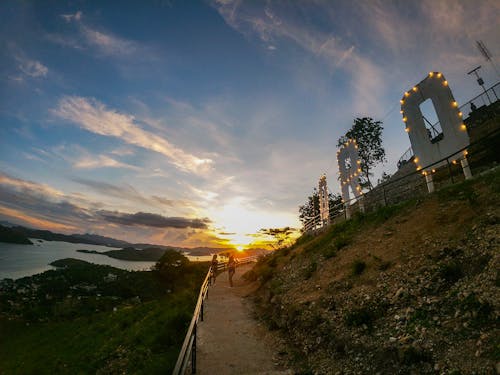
<box><xmin>80</xmin><ymin>25</ymin><xmax>138</xmax><ymax>56</ymax></box>
<box><xmin>0</xmin><ymin>172</ymin><xmax>216</xmax><ymax>246</ymax></box>
<box><xmin>74</xmin><ymin>154</ymin><xmax>140</xmax><ymax>170</ymax></box>
<box><xmin>0</xmin><ymin>206</ymin><xmax>77</xmax><ymax>232</ymax></box>
<box><xmin>52</xmin><ymin>96</ymin><xmax>213</xmax><ymax>174</ymax></box>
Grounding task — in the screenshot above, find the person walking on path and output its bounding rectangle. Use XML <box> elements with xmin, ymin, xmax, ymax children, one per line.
<box><xmin>228</xmin><ymin>254</ymin><xmax>237</xmax><ymax>287</ymax></box>
<box><xmin>210</xmin><ymin>254</ymin><xmax>218</xmax><ymax>284</ymax></box>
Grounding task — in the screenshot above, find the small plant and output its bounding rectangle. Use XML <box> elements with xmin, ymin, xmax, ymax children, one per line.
<box><xmin>303</xmin><ymin>262</ymin><xmax>317</xmax><ymax>280</ymax></box>
<box><xmin>399</xmin><ymin>345</ymin><xmax>432</xmax><ymax>365</ymax></box>
<box><xmin>323</xmin><ymin>245</ymin><xmax>337</xmax><ymax>259</ymax></box>
<box><xmin>378</xmin><ymin>261</ymin><xmax>391</xmax><ymax>271</ymax></box>
<box><xmin>333</xmin><ymin>234</ymin><xmax>351</xmax><ymax>250</ymax></box>
<box><xmin>344</xmin><ymin>306</ymin><xmax>375</xmax><ymax>327</ymax></box>
<box><xmin>351</xmin><ymin>260</ymin><xmax>366</xmax><ymax>276</ymax></box>
<box><xmin>438</xmin><ymin>261</ymin><xmax>464</xmax><ymax>283</ymax></box>
<box><xmin>259</xmin><ymin>265</ymin><xmax>274</xmax><ymax>283</ymax></box>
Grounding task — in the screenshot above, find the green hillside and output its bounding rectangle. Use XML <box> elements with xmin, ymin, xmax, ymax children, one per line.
<box><xmin>0</xmin><ymin>251</ymin><xmax>209</xmax><ymax>374</ymax></box>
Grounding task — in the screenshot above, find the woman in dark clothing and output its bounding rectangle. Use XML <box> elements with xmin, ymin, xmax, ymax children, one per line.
<box><xmin>210</xmin><ymin>254</ymin><xmax>218</xmax><ymax>284</ymax></box>
<box><xmin>228</xmin><ymin>254</ymin><xmax>236</xmax><ymax>287</ymax></box>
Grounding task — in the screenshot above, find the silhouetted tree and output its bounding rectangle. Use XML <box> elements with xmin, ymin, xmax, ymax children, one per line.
<box><xmin>337</xmin><ymin>117</ymin><xmax>386</xmax><ymax>189</ymax></box>
<box><xmin>299</xmin><ymin>189</ymin><xmax>343</xmax><ymax>225</ymax></box>
<box><xmin>259</xmin><ymin>227</ymin><xmax>294</xmax><ymax>249</ymax></box>
<box><xmin>153</xmin><ymin>249</ymin><xmax>189</xmax><ymax>286</ymax></box>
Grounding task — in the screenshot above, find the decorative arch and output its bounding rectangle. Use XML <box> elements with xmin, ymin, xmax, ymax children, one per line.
<box><xmin>400</xmin><ymin>72</ymin><xmax>470</xmax><ymax>182</ymax></box>
<box><xmin>318</xmin><ymin>174</ymin><xmax>329</xmax><ymax>224</ymax></box>
<box><xmin>337</xmin><ymin>139</ymin><xmax>363</xmax><ymax>216</ymax></box>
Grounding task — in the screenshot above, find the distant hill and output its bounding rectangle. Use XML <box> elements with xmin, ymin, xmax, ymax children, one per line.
<box><xmin>1</xmin><ymin>225</ymin><xmax>133</xmax><ymax>248</ymax></box>
<box><xmin>0</xmin><ymin>225</ymin><xmax>33</xmax><ymax>245</ymax></box>
<box><xmin>78</xmin><ymin>247</ymin><xmax>168</xmax><ymax>261</ymax></box>
<box><xmin>0</xmin><ymin>223</ymin><xmax>236</xmax><ymax>255</ymax></box>
<box><xmin>70</xmin><ymin>233</ymin><xmax>130</xmax><ymax>248</ymax></box>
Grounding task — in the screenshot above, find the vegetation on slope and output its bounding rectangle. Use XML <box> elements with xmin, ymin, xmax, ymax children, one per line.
<box><xmin>0</xmin><ymin>225</ymin><xmax>33</xmax><ymax>244</ymax></box>
<box><xmin>246</xmin><ymin>168</ymin><xmax>500</xmax><ymax>374</ymax></box>
<box><xmin>0</xmin><ymin>250</ymin><xmax>209</xmax><ymax>374</ymax></box>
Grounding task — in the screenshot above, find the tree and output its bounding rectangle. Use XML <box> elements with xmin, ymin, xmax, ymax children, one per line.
<box><xmin>337</xmin><ymin>117</ymin><xmax>386</xmax><ymax>189</ymax></box>
<box><xmin>299</xmin><ymin>189</ymin><xmax>343</xmax><ymax>225</ymax></box>
<box><xmin>259</xmin><ymin>227</ymin><xmax>294</xmax><ymax>249</ymax></box>
<box><xmin>153</xmin><ymin>249</ymin><xmax>189</xmax><ymax>286</ymax></box>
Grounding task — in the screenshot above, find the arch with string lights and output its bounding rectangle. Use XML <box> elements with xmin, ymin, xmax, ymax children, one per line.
<box><xmin>400</xmin><ymin>72</ymin><xmax>471</xmax><ymax>192</ymax></box>
<box><xmin>337</xmin><ymin>139</ymin><xmax>363</xmax><ymax>217</ymax></box>
<box><xmin>318</xmin><ymin>174</ymin><xmax>329</xmax><ymax>224</ymax></box>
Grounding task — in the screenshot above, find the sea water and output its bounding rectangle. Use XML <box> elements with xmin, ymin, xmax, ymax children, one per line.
<box><xmin>0</xmin><ymin>240</ymin><xmax>159</xmax><ymax>280</ymax></box>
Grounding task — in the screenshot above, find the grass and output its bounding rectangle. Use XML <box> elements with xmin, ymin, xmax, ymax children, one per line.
<box><xmin>0</xmin><ymin>295</ymin><xmax>193</xmax><ymax>374</ymax></box>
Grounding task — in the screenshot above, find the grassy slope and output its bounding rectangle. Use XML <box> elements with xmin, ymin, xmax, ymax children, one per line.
<box><xmin>247</xmin><ymin>168</ymin><xmax>500</xmax><ymax>374</ymax></box>
<box><xmin>0</xmin><ymin>258</ymin><xmax>208</xmax><ymax>374</ymax></box>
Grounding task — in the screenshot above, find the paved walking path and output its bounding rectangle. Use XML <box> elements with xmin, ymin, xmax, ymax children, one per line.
<box><xmin>196</xmin><ymin>263</ymin><xmax>291</xmax><ymax>375</ymax></box>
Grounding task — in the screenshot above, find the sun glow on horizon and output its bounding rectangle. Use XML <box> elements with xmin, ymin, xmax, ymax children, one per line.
<box><xmin>207</xmin><ymin>197</ymin><xmax>299</xmax><ymax>250</ymax></box>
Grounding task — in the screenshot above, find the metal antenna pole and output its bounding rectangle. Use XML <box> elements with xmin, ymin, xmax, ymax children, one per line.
<box><xmin>477</xmin><ymin>40</ymin><xmax>500</xmax><ymax>78</ymax></box>
<box><xmin>467</xmin><ymin>66</ymin><xmax>492</xmax><ymax>105</ymax></box>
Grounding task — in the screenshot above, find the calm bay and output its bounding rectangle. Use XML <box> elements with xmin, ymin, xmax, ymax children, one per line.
<box><xmin>0</xmin><ymin>240</ymin><xmax>162</xmax><ymax>279</ymax></box>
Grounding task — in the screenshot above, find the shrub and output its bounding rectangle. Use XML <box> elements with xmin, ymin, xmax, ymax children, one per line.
<box><xmin>378</xmin><ymin>261</ymin><xmax>391</xmax><ymax>271</ymax></box>
<box><xmin>303</xmin><ymin>262</ymin><xmax>317</xmax><ymax>280</ymax></box>
<box><xmin>344</xmin><ymin>306</ymin><xmax>375</xmax><ymax>327</ymax></box>
<box><xmin>351</xmin><ymin>260</ymin><xmax>366</xmax><ymax>276</ymax></box>
<box><xmin>259</xmin><ymin>265</ymin><xmax>274</xmax><ymax>283</ymax></box>
<box><xmin>438</xmin><ymin>261</ymin><xmax>464</xmax><ymax>283</ymax></box>
<box><xmin>399</xmin><ymin>345</ymin><xmax>432</xmax><ymax>364</ymax></box>
<box><xmin>333</xmin><ymin>234</ymin><xmax>351</xmax><ymax>250</ymax></box>
<box><xmin>322</xmin><ymin>245</ymin><xmax>337</xmax><ymax>259</ymax></box>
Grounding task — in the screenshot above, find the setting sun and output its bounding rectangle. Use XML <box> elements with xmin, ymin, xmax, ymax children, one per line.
<box><xmin>207</xmin><ymin>197</ymin><xmax>299</xmax><ymax>250</ymax></box>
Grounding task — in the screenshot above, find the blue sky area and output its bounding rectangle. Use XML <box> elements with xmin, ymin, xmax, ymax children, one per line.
<box><xmin>0</xmin><ymin>0</ymin><xmax>498</xmax><ymax>248</ymax></box>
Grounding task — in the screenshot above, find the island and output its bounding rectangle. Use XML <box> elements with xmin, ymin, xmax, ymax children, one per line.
<box><xmin>0</xmin><ymin>225</ymin><xmax>33</xmax><ymax>245</ymax></box>
<box><xmin>78</xmin><ymin>246</ymin><xmax>168</xmax><ymax>261</ymax></box>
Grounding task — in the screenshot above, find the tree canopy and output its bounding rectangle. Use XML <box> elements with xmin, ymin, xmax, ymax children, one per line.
<box><xmin>337</xmin><ymin>117</ymin><xmax>386</xmax><ymax>189</ymax></box>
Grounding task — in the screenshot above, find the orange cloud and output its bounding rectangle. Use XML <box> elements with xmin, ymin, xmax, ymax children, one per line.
<box><xmin>0</xmin><ymin>206</ymin><xmax>77</xmax><ymax>232</ymax></box>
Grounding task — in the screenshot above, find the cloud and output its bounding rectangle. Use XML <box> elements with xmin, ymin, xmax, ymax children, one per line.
<box><xmin>70</xmin><ymin>177</ymin><xmax>193</xmax><ymax>212</ymax></box>
<box><xmin>0</xmin><ymin>172</ymin><xmax>214</xmax><ymax>244</ymax></box>
<box><xmin>81</xmin><ymin>25</ymin><xmax>137</xmax><ymax>56</ymax></box>
<box><xmin>211</xmin><ymin>1</ymin><xmax>386</xmax><ymax>115</ymax></box>
<box><xmin>74</xmin><ymin>154</ymin><xmax>140</xmax><ymax>170</ymax></box>
<box><xmin>18</xmin><ymin>59</ymin><xmax>48</xmax><ymax>78</ymax></box>
<box><xmin>61</xmin><ymin>11</ymin><xmax>82</xmax><ymax>22</ymax></box>
<box><xmin>50</xmin><ymin>10</ymin><xmax>149</xmax><ymax>58</ymax></box>
<box><xmin>71</xmin><ymin>177</ymin><xmax>152</xmax><ymax>205</ymax></box>
<box><xmin>52</xmin><ymin>96</ymin><xmax>213</xmax><ymax>174</ymax></box>
<box><xmin>98</xmin><ymin>211</ymin><xmax>211</xmax><ymax>229</ymax></box>
<box><xmin>12</xmin><ymin>55</ymin><xmax>48</xmax><ymax>81</ymax></box>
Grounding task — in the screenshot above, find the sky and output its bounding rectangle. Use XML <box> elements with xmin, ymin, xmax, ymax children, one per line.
<box><xmin>0</xmin><ymin>0</ymin><xmax>499</xmax><ymax>249</ymax></box>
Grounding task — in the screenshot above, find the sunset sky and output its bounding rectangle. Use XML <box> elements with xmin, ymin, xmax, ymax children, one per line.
<box><xmin>1</xmin><ymin>1</ymin><xmax>498</xmax><ymax>248</ymax></box>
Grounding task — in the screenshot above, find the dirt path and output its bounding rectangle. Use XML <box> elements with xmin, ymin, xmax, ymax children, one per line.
<box><xmin>196</xmin><ymin>263</ymin><xmax>291</xmax><ymax>375</ymax></box>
